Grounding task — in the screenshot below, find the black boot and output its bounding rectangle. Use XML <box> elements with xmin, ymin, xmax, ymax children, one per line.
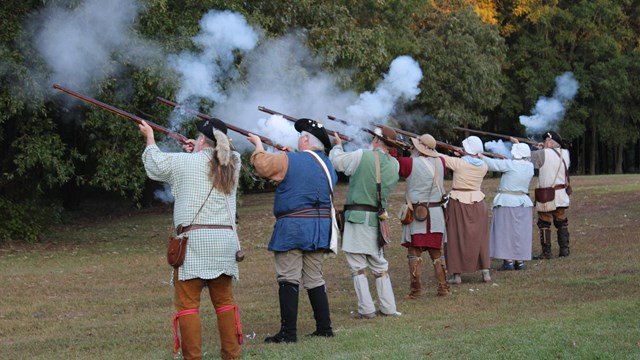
<box><xmin>306</xmin><ymin>285</ymin><xmax>334</xmax><ymax>337</ymax></box>
<box><xmin>555</xmin><ymin>219</ymin><xmax>570</xmax><ymax>257</ymax></box>
<box><xmin>265</xmin><ymin>282</ymin><xmax>298</xmax><ymax>343</ymax></box>
<box><xmin>533</xmin><ymin>220</ymin><xmax>552</xmax><ymax>260</ymax></box>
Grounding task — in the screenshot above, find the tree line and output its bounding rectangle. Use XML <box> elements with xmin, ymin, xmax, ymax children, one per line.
<box><xmin>1</xmin><ymin>0</ymin><xmax>638</xmax><ymax>242</ymax></box>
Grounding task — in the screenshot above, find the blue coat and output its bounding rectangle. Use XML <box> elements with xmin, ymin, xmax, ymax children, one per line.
<box><xmin>269</xmin><ymin>151</ymin><xmax>338</xmax><ymax>252</ymax></box>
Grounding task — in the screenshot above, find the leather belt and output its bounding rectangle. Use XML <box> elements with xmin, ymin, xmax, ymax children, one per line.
<box><xmin>177</xmin><ymin>224</ymin><xmax>232</xmax><ymax>235</ymax></box>
<box><xmin>553</xmin><ymin>184</ymin><xmax>567</xmax><ymax>190</ymax></box>
<box><xmin>278</xmin><ymin>208</ymin><xmax>331</xmax><ymax>219</ymax></box>
<box><xmin>412</xmin><ymin>201</ymin><xmax>444</xmax><ymax>208</ymax></box>
<box><xmin>343</xmin><ymin>204</ymin><xmax>379</xmax><ymax>212</ymax></box>
<box><xmin>452</xmin><ymin>188</ymin><xmax>476</xmax><ymax>191</ymax></box>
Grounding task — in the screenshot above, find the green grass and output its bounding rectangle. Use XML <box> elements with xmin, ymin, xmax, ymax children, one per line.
<box><xmin>1</xmin><ymin>175</ymin><xmax>639</xmax><ymax>359</ymax></box>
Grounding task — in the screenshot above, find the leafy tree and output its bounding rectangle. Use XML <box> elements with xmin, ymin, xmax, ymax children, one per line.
<box><xmin>409</xmin><ymin>6</ymin><xmax>507</xmax><ymax>135</ymax></box>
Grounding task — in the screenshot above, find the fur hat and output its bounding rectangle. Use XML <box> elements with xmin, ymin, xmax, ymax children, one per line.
<box><xmin>196</xmin><ymin>118</ymin><xmax>228</xmax><ymax>140</ymax></box>
<box><xmin>411</xmin><ymin>134</ymin><xmax>439</xmax><ymax>157</ymax></box>
<box><xmin>196</xmin><ymin>118</ymin><xmax>231</xmax><ymax>165</ymax></box>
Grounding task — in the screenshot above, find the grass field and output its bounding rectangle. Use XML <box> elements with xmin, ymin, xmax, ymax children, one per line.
<box><xmin>1</xmin><ymin>174</ymin><xmax>639</xmax><ymax>359</ymax></box>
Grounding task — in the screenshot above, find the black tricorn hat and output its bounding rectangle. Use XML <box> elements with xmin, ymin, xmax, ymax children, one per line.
<box><xmin>294</xmin><ymin>118</ymin><xmax>332</xmax><ymax>149</ymax></box>
<box><xmin>543</xmin><ymin>130</ymin><xmax>563</xmax><ymax>145</ymax></box>
<box><xmin>196</xmin><ymin>118</ymin><xmax>227</xmax><ymax>142</ymax></box>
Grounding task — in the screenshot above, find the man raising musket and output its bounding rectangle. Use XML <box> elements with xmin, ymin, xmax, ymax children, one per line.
<box><xmin>247</xmin><ymin>118</ymin><xmax>337</xmax><ymax>343</ymax></box>
<box><xmin>329</xmin><ymin>125</ymin><xmax>401</xmax><ymax>319</ymax></box>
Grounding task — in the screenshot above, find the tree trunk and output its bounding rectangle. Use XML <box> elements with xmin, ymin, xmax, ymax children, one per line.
<box><xmin>589</xmin><ymin>120</ymin><xmax>596</xmax><ymax>175</ymax></box>
<box><xmin>615</xmin><ymin>143</ymin><xmax>623</xmax><ymax>174</ymax></box>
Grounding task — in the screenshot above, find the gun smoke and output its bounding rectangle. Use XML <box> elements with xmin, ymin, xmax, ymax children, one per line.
<box><xmin>519</xmin><ymin>72</ymin><xmax>579</xmax><ymax>135</ymax></box>
<box><xmin>26</xmin><ymin>3</ymin><xmax>423</xmax><ymax>202</ymax></box>
<box><xmin>31</xmin><ymin>0</ymin><xmax>163</xmax><ymax>98</ymax></box>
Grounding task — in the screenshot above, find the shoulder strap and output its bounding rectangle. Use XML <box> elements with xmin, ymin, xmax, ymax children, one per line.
<box><xmin>304</xmin><ymin>150</ymin><xmax>334</xmax><ymax>194</ymax></box>
<box><xmin>191</xmin><ymin>185</ymin><xmax>215</xmax><ymax>226</ymax></box>
<box><xmin>374</xmin><ymin>151</ymin><xmax>382</xmax><ymax>209</ymax></box>
<box><xmin>223</xmin><ymin>194</ymin><xmax>242</xmax><ymax>253</ymax></box>
<box><xmin>551</xmin><ymin>149</ymin><xmax>570</xmax><ymax>186</ymax></box>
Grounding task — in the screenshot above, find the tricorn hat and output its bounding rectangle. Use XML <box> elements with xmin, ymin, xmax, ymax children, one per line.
<box><xmin>411</xmin><ymin>134</ymin><xmax>439</xmax><ymax>157</ymax></box>
<box><xmin>543</xmin><ymin>130</ymin><xmax>563</xmax><ymax>145</ymax></box>
<box><xmin>294</xmin><ymin>118</ymin><xmax>332</xmax><ymax>149</ymax></box>
<box><xmin>196</xmin><ymin>118</ymin><xmax>228</xmax><ymax>142</ymax></box>
<box><xmin>373</xmin><ymin>125</ymin><xmax>398</xmax><ymax>147</ymax></box>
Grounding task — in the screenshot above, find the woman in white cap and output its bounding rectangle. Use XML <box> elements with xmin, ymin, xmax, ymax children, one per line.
<box><xmin>478</xmin><ymin>141</ymin><xmax>534</xmax><ymax>271</ymax></box>
<box><xmin>440</xmin><ymin>136</ymin><xmax>490</xmax><ymax>284</ymax></box>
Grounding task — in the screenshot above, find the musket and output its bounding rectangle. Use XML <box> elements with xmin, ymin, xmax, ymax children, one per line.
<box><xmin>326</xmin><ymin>115</ymin><xmax>411</xmax><ymax>151</ymax></box>
<box><xmin>157</xmin><ymin>97</ymin><xmax>288</xmax><ymax>152</ymax></box>
<box><xmin>453</xmin><ymin>127</ymin><xmax>538</xmax><ymax>146</ymax></box>
<box><xmin>53</xmin><ymin>84</ymin><xmax>189</xmax><ymax>145</ymax></box>
<box><xmin>370</xmin><ymin>123</ymin><xmax>507</xmax><ymax>159</ymax></box>
<box><xmin>258</xmin><ymin>106</ymin><xmax>353</xmax><ymax>143</ymax></box>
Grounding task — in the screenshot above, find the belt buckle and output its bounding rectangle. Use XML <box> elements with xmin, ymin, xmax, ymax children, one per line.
<box><xmin>176</xmin><ymin>224</ymin><xmax>183</xmax><ymax>234</ymax></box>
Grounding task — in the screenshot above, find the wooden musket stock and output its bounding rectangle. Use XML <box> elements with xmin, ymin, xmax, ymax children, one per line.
<box><xmin>453</xmin><ymin>127</ymin><xmax>538</xmax><ymax>146</ymax></box>
<box><xmin>258</xmin><ymin>106</ymin><xmax>353</xmax><ymax>143</ymax></box>
<box><xmin>371</xmin><ymin>123</ymin><xmax>507</xmax><ymax>159</ymax></box>
<box><xmin>326</xmin><ymin>115</ymin><xmax>411</xmax><ymax>150</ymax></box>
<box><xmin>53</xmin><ymin>84</ymin><xmax>189</xmax><ymax>145</ymax></box>
<box><xmin>157</xmin><ymin>97</ymin><xmax>288</xmax><ymax>151</ymax></box>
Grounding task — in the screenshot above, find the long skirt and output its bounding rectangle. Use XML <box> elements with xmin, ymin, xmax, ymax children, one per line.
<box><xmin>490</xmin><ymin>206</ymin><xmax>533</xmax><ymax>261</ymax></box>
<box><xmin>445</xmin><ymin>199</ymin><xmax>490</xmax><ymax>273</ymax></box>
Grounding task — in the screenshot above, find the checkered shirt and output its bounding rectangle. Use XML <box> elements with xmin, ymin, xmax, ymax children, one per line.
<box><xmin>142</xmin><ymin>145</ymin><xmax>240</xmax><ymax>281</ymax></box>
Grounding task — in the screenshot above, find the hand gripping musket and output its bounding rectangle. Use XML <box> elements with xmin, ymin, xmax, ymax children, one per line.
<box><xmin>53</xmin><ymin>84</ymin><xmax>190</xmax><ymax>145</ymax></box>
<box><xmin>371</xmin><ymin>123</ymin><xmax>507</xmax><ymax>159</ymax></box>
<box><xmin>154</xmin><ymin>97</ymin><xmax>250</xmax><ymax>262</ymax></box>
<box><xmin>453</xmin><ymin>127</ymin><xmax>538</xmax><ymax>146</ymax></box>
<box><xmin>157</xmin><ymin>97</ymin><xmax>288</xmax><ymax>152</ymax></box>
<box><xmin>258</xmin><ymin>106</ymin><xmax>354</xmax><ymax>143</ymax></box>
<box><xmin>326</xmin><ymin>115</ymin><xmax>412</xmax><ymax>151</ymax></box>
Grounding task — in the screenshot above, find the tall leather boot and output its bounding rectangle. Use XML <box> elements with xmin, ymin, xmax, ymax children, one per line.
<box><xmin>306</xmin><ymin>285</ymin><xmax>333</xmax><ymax>337</ymax></box>
<box><xmin>555</xmin><ymin>219</ymin><xmax>570</xmax><ymax>257</ymax></box>
<box><xmin>265</xmin><ymin>282</ymin><xmax>298</xmax><ymax>343</ymax></box>
<box><xmin>427</xmin><ymin>248</ymin><xmax>449</xmax><ymax>296</ymax></box>
<box><xmin>533</xmin><ymin>220</ymin><xmax>552</xmax><ymax>260</ymax></box>
<box><xmin>433</xmin><ymin>258</ymin><xmax>450</xmax><ymax>296</ymax></box>
<box><xmin>216</xmin><ymin>306</ymin><xmax>241</xmax><ymax>360</ymax></box>
<box><xmin>179</xmin><ymin>312</ymin><xmax>202</xmax><ymax>360</ymax></box>
<box><xmin>405</xmin><ymin>247</ymin><xmax>423</xmax><ymax>299</ymax></box>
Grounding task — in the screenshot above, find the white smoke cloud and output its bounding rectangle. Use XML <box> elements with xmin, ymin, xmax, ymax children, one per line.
<box><xmin>32</xmin><ymin>0</ymin><xmax>161</xmax><ymax>95</ymax></box>
<box><xmin>29</xmin><ymin>5</ymin><xmax>425</xmax><ymax>200</ymax></box>
<box><xmin>345</xmin><ymin>56</ymin><xmax>423</xmax><ymax>126</ymax></box>
<box><xmin>484</xmin><ymin>140</ymin><xmax>512</xmax><ymax>159</ymax></box>
<box><xmin>154</xmin><ymin>183</ymin><xmax>174</xmax><ymax>204</ymax></box>
<box><xmin>168</xmin><ymin>10</ymin><xmax>260</xmax><ymax>104</ymax></box>
<box><xmin>519</xmin><ymin>72</ymin><xmax>579</xmax><ymax>135</ymax></box>
<box><xmin>166</xmin><ymin>13</ymin><xmax>423</xmax><ymax>151</ymax></box>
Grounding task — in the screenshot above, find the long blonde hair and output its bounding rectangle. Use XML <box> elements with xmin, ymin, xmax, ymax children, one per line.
<box><xmin>202</xmin><ymin>131</ymin><xmax>238</xmax><ymax>194</ymax></box>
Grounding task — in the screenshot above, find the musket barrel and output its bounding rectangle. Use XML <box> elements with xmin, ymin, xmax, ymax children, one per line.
<box><xmin>326</xmin><ymin>116</ymin><xmax>411</xmax><ymax>150</ymax></box>
<box><xmin>371</xmin><ymin>123</ymin><xmax>506</xmax><ymax>159</ymax></box>
<box><xmin>157</xmin><ymin>98</ymin><xmax>287</xmax><ymax>151</ymax></box>
<box><xmin>53</xmin><ymin>84</ymin><xmax>189</xmax><ymax>145</ymax></box>
<box><xmin>259</xmin><ymin>106</ymin><xmax>353</xmax><ymax>142</ymax></box>
<box><xmin>453</xmin><ymin>127</ymin><xmax>538</xmax><ymax>146</ymax></box>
